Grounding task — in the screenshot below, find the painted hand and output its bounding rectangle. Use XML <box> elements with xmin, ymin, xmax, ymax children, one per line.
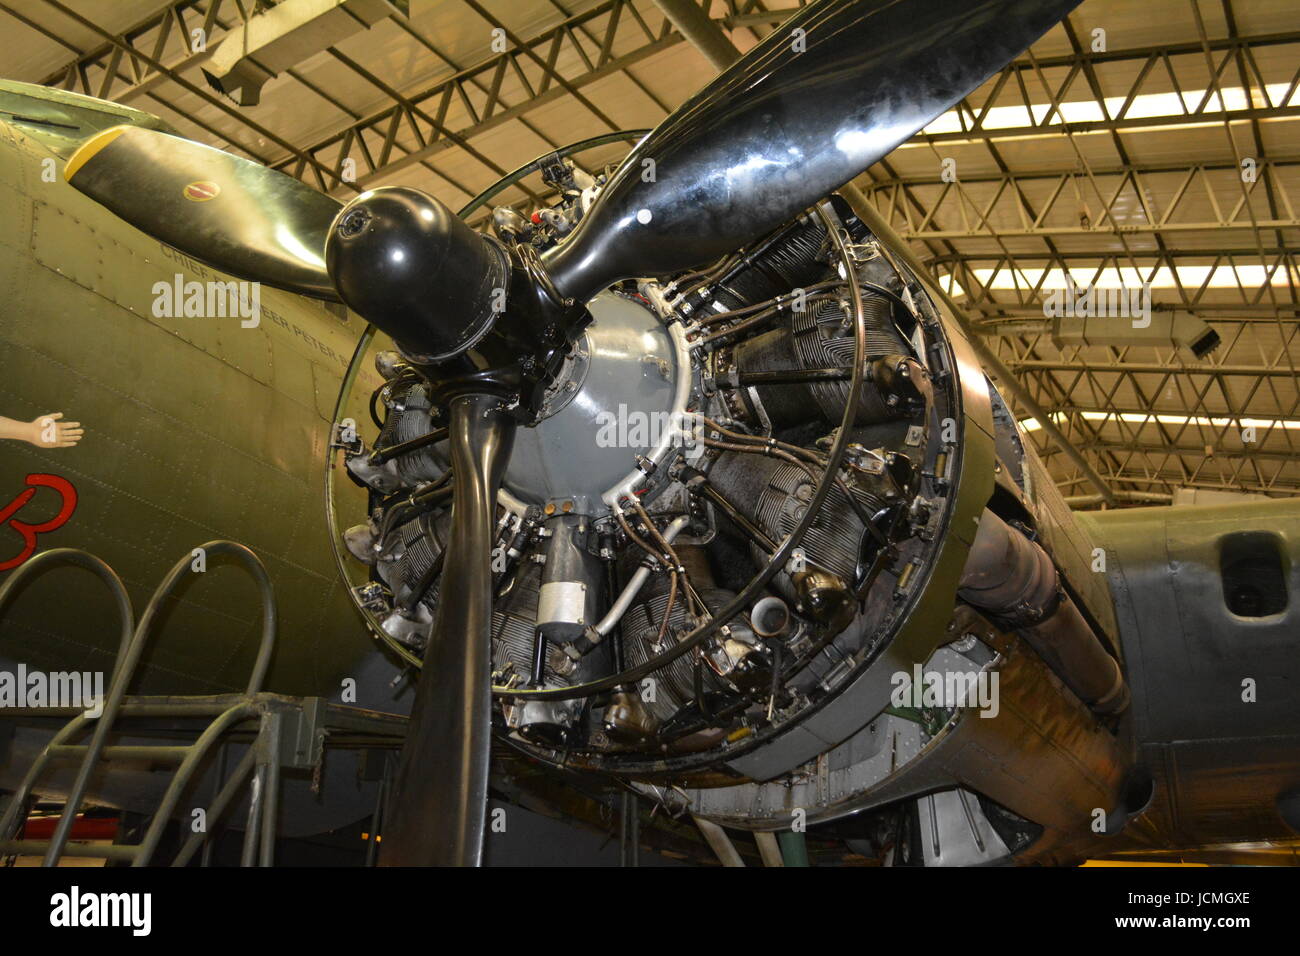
<box><xmin>27</xmin><ymin>413</ymin><xmax>83</xmax><ymax>448</ymax></box>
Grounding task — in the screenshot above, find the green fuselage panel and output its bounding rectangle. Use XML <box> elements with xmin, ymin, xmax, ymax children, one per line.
<box><xmin>0</xmin><ymin>118</ymin><xmax>378</xmax><ymax>697</ymax></box>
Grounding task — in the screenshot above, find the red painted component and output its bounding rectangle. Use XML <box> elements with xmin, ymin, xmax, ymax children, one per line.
<box><xmin>0</xmin><ymin>473</ymin><xmax>79</xmax><ymax>571</ymax></box>
<box><xmin>22</xmin><ymin>814</ymin><xmax>119</xmax><ymax>841</ymax></box>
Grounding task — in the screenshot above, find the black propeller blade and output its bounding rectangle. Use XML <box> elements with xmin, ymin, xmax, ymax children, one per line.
<box><xmin>543</xmin><ymin>0</ymin><xmax>1082</xmax><ymax>302</ymax></box>
<box><xmin>64</xmin><ymin>125</ymin><xmax>342</xmax><ymax>300</ymax></box>
<box><xmin>380</xmin><ymin>394</ymin><xmax>515</xmax><ymax>866</ymax></box>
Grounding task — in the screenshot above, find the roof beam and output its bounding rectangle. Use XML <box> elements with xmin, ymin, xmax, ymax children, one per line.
<box><xmin>267</xmin><ymin>0</ymin><xmax>680</xmax><ymax>192</ymax></box>
<box><xmin>37</xmin><ymin>0</ymin><xmax>345</xmax><ymax>185</ymax></box>
<box><xmin>912</xmin><ymin>105</ymin><xmax>1300</xmax><ymax>147</ymax></box>
<box><xmin>1043</xmin><ymin>439</ymin><xmax>1300</xmax><ymax>465</ymax></box>
<box><xmin>1005</xmin><ymin>359</ymin><xmax>1297</xmax><ymax>377</ymax></box>
<box><xmin>652</xmin><ymin>0</ymin><xmax>740</xmax><ymax>71</ymax></box>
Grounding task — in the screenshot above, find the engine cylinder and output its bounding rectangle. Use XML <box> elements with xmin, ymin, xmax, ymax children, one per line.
<box><xmin>617</xmin><ymin>545</ymin><xmax>760</xmax><ymax>725</ymax></box>
<box><xmin>707</xmin><ymin>450</ymin><xmax>880</xmax><ymax>606</ymax></box>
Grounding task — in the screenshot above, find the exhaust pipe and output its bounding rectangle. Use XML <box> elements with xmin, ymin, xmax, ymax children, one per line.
<box><xmin>959</xmin><ymin>510</ymin><xmax>1129</xmax><ymax>715</ymax></box>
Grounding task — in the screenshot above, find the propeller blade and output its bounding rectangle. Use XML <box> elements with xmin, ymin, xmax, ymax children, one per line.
<box><xmin>543</xmin><ymin>0</ymin><xmax>1081</xmax><ymax>302</ymax></box>
<box><xmin>380</xmin><ymin>393</ymin><xmax>516</xmax><ymax>866</ymax></box>
<box><xmin>64</xmin><ymin>125</ymin><xmax>342</xmax><ymax>300</ymax></box>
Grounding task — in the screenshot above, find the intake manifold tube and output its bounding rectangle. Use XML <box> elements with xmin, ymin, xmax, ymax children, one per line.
<box><xmin>561</xmin><ymin>515</ymin><xmax>692</xmax><ymax>661</ymax></box>
<box><xmin>959</xmin><ymin>510</ymin><xmax>1129</xmax><ymax>715</ymax></box>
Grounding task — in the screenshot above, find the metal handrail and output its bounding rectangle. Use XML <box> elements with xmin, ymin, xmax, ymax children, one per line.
<box><xmin>132</xmin><ymin>701</ymin><xmax>259</xmax><ymax>865</ymax></box>
<box><xmin>0</xmin><ymin>548</ymin><xmax>134</xmax><ymax>684</ymax></box>
<box><xmin>0</xmin><ymin>541</ymin><xmax>278</xmax><ymax>866</ymax></box>
<box><xmin>170</xmin><ymin>746</ymin><xmax>258</xmax><ymax>867</ymax></box>
<box><xmin>0</xmin><ymin>712</ymin><xmax>92</xmax><ymax>844</ymax></box>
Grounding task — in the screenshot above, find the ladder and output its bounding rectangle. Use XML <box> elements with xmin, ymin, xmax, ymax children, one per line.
<box><xmin>0</xmin><ymin>540</ymin><xmax>291</xmax><ymax>866</ymax></box>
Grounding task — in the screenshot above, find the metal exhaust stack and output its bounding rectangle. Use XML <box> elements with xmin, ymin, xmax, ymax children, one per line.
<box><xmin>959</xmin><ymin>510</ymin><xmax>1129</xmax><ymax>715</ymax></box>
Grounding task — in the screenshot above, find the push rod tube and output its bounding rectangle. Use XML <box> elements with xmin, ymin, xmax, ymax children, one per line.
<box><xmin>593</xmin><ymin>515</ymin><xmax>691</xmax><ymax>639</ymax></box>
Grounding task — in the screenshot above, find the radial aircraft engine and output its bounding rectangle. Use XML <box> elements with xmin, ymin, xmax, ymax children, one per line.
<box><xmin>65</xmin><ymin>0</ymin><xmax>1208</xmax><ymax>866</ymax></box>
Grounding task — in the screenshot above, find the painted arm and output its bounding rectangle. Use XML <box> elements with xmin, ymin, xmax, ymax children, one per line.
<box><xmin>0</xmin><ymin>413</ymin><xmax>83</xmax><ymax>448</ymax></box>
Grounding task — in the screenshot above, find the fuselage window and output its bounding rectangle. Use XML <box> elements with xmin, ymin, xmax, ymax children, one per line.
<box><xmin>1220</xmin><ymin>532</ymin><xmax>1288</xmax><ymax>618</ymax></box>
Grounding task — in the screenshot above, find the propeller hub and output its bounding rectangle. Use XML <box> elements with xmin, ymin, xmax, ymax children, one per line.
<box><xmin>325</xmin><ymin>187</ymin><xmax>510</xmax><ymax>364</ymax></box>
<box><xmin>336</xmin><ymin>205</ymin><xmax>372</xmax><ymax>238</ymax></box>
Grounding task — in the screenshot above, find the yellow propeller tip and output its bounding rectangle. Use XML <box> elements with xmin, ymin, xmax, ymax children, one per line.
<box><xmin>64</xmin><ymin>125</ymin><xmax>131</xmax><ymax>183</ymax></box>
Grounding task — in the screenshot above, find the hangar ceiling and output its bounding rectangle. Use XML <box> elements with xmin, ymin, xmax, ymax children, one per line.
<box><xmin>2</xmin><ymin>0</ymin><xmax>1297</xmax><ymax>505</ymax></box>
